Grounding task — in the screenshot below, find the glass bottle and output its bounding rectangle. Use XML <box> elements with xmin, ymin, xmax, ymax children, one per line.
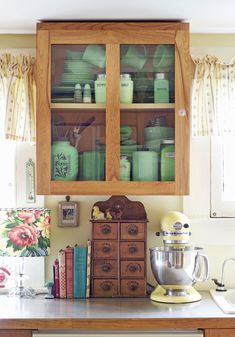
<box><xmin>120</xmin><ymin>74</ymin><xmax>133</xmax><ymax>103</ymax></box>
<box><xmin>154</xmin><ymin>73</ymin><xmax>169</xmax><ymax>103</ymax></box>
<box><xmin>95</xmin><ymin>74</ymin><xmax>106</xmax><ymax>103</ymax></box>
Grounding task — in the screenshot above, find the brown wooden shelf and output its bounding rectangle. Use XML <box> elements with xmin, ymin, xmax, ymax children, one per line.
<box><xmin>50</xmin><ymin>103</ymin><xmax>175</xmax><ymax>110</ymax></box>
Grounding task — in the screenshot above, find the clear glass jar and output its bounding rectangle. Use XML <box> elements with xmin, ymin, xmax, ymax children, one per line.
<box><xmin>120</xmin><ymin>74</ymin><xmax>133</xmax><ymax>104</ymax></box>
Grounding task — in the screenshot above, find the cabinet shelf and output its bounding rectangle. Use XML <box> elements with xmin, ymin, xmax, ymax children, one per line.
<box><xmin>51</xmin><ymin>103</ymin><xmax>175</xmax><ymax>110</ymax></box>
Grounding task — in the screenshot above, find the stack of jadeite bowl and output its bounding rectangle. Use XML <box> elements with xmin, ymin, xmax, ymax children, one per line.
<box><xmin>120</xmin><ymin>125</ymin><xmax>142</xmax><ymax>161</ymax></box>
<box><xmin>144</xmin><ymin>126</ymin><xmax>174</xmax><ymax>153</ymax></box>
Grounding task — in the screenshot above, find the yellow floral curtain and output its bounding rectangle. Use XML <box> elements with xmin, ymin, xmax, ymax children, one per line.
<box><xmin>0</xmin><ymin>54</ymin><xmax>36</xmax><ymax>142</ymax></box>
<box><xmin>192</xmin><ymin>55</ymin><xmax>235</xmax><ymax>136</ymax></box>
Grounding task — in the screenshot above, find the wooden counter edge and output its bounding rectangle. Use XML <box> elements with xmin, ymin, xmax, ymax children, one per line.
<box><xmin>1</xmin><ymin>318</ymin><xmax>235</xmax><ymax>330</ymax></box>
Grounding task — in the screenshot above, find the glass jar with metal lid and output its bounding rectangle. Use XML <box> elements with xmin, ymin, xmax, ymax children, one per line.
<box><xmin>95</xmin><ymin>73</ymin><xmax>106</xmax><ymax>103</ymax></box>
<box><xmin>120</xmin><ymin>73</ymin><xmax>133</xmax><ymax>104</ymax></box>
<box><xmin>160</xmin><ymin>139</ymin><xmax>175</xmax><ymax>181</ymax></box>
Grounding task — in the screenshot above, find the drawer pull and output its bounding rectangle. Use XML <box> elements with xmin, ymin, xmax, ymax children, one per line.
<box><xmin>128</xmin><ymin>246</ymin><xmax>137</xmax><ymax>254</ymax></box>
<box><xmin>128</xmin><ymin>225</ymin><xmax>138</xmax><ymax>236</ymax></box>
<box><xmin>129</xmin><ymin>282</ymin><xmax>139</xmax><ymax>291</ymax></box>
<box><xmin>101</xmin><ymin>226</ymin><xmax>111</xmax><ymax>234</ymax></box>
<box><xmin>102</xmin><ymin>264</ymin><xmax>111</xmax><ymax>272</ymax></box>
<box><xmin>102</xmin><ymin>245</ymin><xmax>111</xmax><ymax>253</ymax></box>
<box><xmin>128</xmin><ymin>265</ymin><xmax>137</xmax><ymax>272</ymax></box>
<box><xmin>101</xmin><ymin>283</ymin><xmax>111</xmax><ymax>291</ymax></box>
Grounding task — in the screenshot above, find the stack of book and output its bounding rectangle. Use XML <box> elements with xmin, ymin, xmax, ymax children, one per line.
<box><xmin>53</xmin><ymin>239</ymin><xmax>91</xmax><ymax>299</ymax></box>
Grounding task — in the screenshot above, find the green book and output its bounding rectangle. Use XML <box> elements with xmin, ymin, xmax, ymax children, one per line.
<box><xmin>73</xmin><ymin>245</ymin><xmax>87</xmax><ymax>298</ymax></box>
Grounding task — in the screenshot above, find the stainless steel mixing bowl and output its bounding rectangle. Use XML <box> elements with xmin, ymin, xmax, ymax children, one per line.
<box><xmin>150</xmin><ymin>246</ymin><xmax>209</xmax><ymax>295</ymax></box>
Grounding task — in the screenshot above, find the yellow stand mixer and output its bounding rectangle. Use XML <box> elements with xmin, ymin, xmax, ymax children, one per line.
<box><xmin>150</xmin><ymin>211</ymin><xmax>209</xmax><ymax>303</ymax></box>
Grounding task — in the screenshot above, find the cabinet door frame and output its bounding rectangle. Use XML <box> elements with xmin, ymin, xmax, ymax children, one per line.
<box><xmin>36</xmin><ymin>22</ymin><xmax>189</xmax><ymax>195</ymax></box>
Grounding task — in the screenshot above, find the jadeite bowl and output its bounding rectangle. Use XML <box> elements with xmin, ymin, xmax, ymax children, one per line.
<box><xmin>144</xmin><ymin>126</ymin><xmax>174</xmax><ymax>141</ymax></box>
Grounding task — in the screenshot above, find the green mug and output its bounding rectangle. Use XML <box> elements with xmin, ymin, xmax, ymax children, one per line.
<box><xmin>121</xmin><ymin>45</ymin><xmax>147</xmax><ymax>70</ymax></box>
<box><xmin>82</xmin><ymin>45</ymin><xmax>106</xmax><ymax>68</ymax></box>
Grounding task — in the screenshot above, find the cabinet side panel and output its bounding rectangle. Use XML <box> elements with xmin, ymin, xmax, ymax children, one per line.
<box><xmin>175</xmin><ymin>30</ymin><xmax>190</xmax><ymax>195</ymax></box>
<box><xmin>106</xmin><ymin>44</ymin><xmax>120</xmax><ymax>181</ymax></box>
<box><xmin>36</xmin><ymin>29</ymin><xmax>51</xmax><ymax>194</ymax></box>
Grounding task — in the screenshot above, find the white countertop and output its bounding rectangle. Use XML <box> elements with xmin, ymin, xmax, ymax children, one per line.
<box><xmin>0</xmin><ymin>291</ymin><xmax>232</xmax><ymax>320</ymax></box>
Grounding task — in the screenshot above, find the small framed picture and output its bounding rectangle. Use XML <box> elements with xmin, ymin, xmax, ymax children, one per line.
<box><xmin>58</xmin><ymin>196</ymin><xmax>79</xmax><ymax>227</ymax></box>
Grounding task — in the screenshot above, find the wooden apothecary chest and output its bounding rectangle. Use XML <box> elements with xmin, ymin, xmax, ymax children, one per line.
<box><xmin>90</xmin><ymin>196</ymin><xmax>148</xmax><ymax>297</ymax></box>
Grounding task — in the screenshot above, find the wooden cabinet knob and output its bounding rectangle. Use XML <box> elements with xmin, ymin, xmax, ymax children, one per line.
<box><xmin>128</xmin><ymin>265</ymin><xmax>137</xmax><ymax>272</ymax></box>
<box><xmin>101</xmin><ymin>283</ymin><xmax>111</xmax><ymax>291</ymax></box>
<box><xmin>129</xmin><ymin>282</ymin><xmax>139</xmax><ymax>291</ymax></box>
<box><xmin>128</xmin><ymin>224</ymin><xmax>138</xmax><ymax>236</ymax></box>
<box><xmin>128</xmin><ymin>245</ymin><xmax>137</xmax><ymax>254</ymax></box>
<box><xmin>101</xmin><ymin>226</ymin><xmax>111</xmax><ymax>234</ymax></box>
<box><xmin>102</xmin><ymin>245</ymin><xmax>111</xmax><ymax>253</ymax></box>
<box><xmin>102</xmin><ymin>264</ymin><xmax>111</xmax><ymax>272</ymax></box>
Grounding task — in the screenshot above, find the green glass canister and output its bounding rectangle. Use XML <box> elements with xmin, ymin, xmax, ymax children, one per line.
<box><xmin>51</xmin><ymin>141</ymin><xmax>79</xmax><ymax>180</ymax></box>
<box><xmin>95</xmin><ymin>74</ymin><xmax>106</xmax><ymax>103</ymax></box>
<box><xmin>154</xmin><ymin>72</ymin><xmax>169</xmax><ymax>103</ymax></box>
<box><xmin>120</xmin><ymin>74</ymin><xmax>133</xmax><ymax>103</ymax></box>
<box><xmin>160</xmin><ymin>139</ymin><xmax>175</xmax><ymax>181</ymax></box>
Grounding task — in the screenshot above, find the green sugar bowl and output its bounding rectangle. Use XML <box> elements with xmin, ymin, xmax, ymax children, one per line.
<box><xmin>51</xmin><ymin>141</ymin><xmax>79</xmax><ymax>180</ymax></box>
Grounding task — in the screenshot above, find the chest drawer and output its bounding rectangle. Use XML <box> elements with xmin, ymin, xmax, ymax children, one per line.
<box><xmin>120</xmin><ymin>222</ymin><xmax>145</xmax><ymax>240</ymax></box>
<box><xmin>120</xmin><ymin>261</ymin><xmax>145</xmax><ymax>277</ymax></box>
<box><xmin>120</xmin><ymin>278</ymin><xmax>146</xmax><ymax>297</ymax></box>
<box><xmin>93</xmin><ymin>222</ymin><xmax>118</xmax><ymax>240</ymax></box>
<box><xmin>93</xmin><ymin>240</ymin><xmax>118</xmax><ymax>258</ymax></box>
<box><xmin>93</xmin><ymin>279</ymin><xmax>118</xmax><ymax>297</ymax></box>
<box><xmin>93</xmin><ymin>260</ymin><xmax>118</xmax><ymax>277</ymax></box>
<box><xmin>120</xmin><ymin>242</ymin><xmax>145</xmax><ymax>259</ymax></box>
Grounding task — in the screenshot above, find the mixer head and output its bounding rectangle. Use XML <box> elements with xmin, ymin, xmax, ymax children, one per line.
<box><xmin>157</xmin><ymin>211</ymin><xmax>191</xmax><ymax>246</ymax></box>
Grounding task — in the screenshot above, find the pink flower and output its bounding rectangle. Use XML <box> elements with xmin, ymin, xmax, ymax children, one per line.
<box><xmin>35</xmin><ymin>210</ymin><xmax>44</xmax><ymax>219</ymax></box>
<box><xmin>17</xmin><ymin>211</ymin><xmax>36</xmax><ymax>224</ymax></box>
<box><xmin>8</xmin><ymin>224</ymin><xmax>39</xmax><ymax>247</ymax></box>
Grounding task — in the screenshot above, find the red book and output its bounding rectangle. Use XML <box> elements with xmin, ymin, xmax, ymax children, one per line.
<box><xmin>53</xmin><ymin>258</ymin><xmax>60</xmax><ymax>298</ymax></box>
<box><xmin>58</xmin><ymin>249</ymin><xmax>66</xmax><ymax>299</ymax></box>
<box><xmin>65</xmin><ymin>246</ymin><xmax>74</xmax><ymax>299</ymax></box>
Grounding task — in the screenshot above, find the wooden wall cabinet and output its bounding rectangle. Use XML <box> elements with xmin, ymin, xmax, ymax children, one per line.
<box><xmin>36</xmin><ymin>21</ymin><xmax>190</xmax><ymax>195</ymax></box>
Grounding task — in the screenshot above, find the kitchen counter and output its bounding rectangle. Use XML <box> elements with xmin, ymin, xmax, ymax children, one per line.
<box><xmin>0</xmin><ymin>291</ymin><xmax>235</xmax><ymax>330</ymax></box>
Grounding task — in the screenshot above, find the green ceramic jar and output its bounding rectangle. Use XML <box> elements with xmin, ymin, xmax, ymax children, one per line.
<box><xmin>51</xmin><ymin>141</ymin><xmax>78</xmax><ymax>180</ymax></box>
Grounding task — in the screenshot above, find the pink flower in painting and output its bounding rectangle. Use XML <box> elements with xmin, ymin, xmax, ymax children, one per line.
<box><xmin>8</xmin><ymin>224</ymin><xmax>39</xmax><ymax>247</ymax></box>
<box><xmin>34</xmin><ymin>210</ymin><xmax>44</xmax><ymax>219</ymax></box>
<box><xmin>17</xmin><ymin>211</ymin><xmax>36</xmax><ymax>225</ymax></box>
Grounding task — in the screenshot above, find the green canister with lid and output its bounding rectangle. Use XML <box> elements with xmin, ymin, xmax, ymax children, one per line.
<box><xmin>95</xmin><ymin>74</ymin><xmax>106</xmax><ymax>103</ymax></box>
<box><xmin>160</xmin><ymin>139</ymin><xmax>175</xmax><ymax>181</ymax></box>
<box><xmin>120</xmin><ymin>74</ymin><xmax>133</xmax><ymax>103</ymax></box>
<box><xmin>154</xmin><ymin>72</ymin><xmax>169</xmax><ymax>103</ymax></box>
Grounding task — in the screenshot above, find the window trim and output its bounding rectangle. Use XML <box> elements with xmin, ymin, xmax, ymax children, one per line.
<box><xmin>211</xmin><ymin>136</ymin><xmax>235</xmax><ymax>218</ymax></box>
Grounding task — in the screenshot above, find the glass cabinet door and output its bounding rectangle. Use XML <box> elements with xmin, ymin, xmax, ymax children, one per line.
<box><xmin>119</xmin><ymin>44</ymin><xmax>175</xmax><ymax>182</ymax></box>
<box><xmin>50</xmin><ymin>44</ymin><xmax>106</xmax><ymax>182</ymax></box>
